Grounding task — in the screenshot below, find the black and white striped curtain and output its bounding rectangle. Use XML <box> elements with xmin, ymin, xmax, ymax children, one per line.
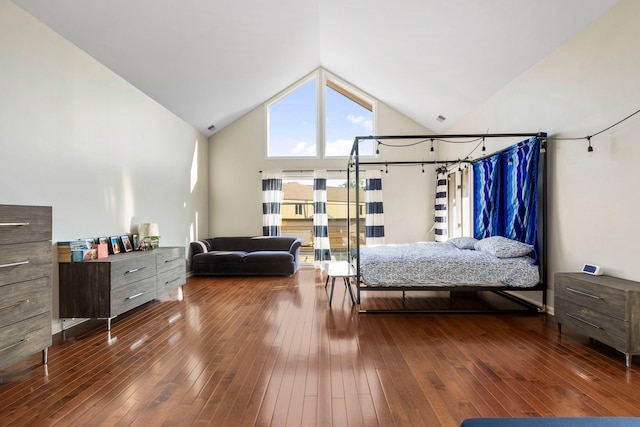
<box><xmin>434</xmin><ymin>171</ymin><xmax>448</xmax><ymax>242</ymax></box>
<box><xmin>261</xmin><ymin>170</ymin><xmax>282</xmax><ymax>236</ymax></box>
<box><xmin>365</xmin><ymin>169</ymin><xmax>385</xmax><ymax>245</ymax></box>
<box><xmin>313</xmin><ymin>170</ymin><xmax>331</xmax><ymax>265</ymax></box>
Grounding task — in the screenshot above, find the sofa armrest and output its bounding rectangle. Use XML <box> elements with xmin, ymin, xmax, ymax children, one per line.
<box><xmin>288</xmin><ymin>238</ymin><xmax>302</xmax><ymax>255</ymax></box>
<box><xmin>190</xmin><ymin>239</ymin><xmax>212</xmax><ymax>255</ymax></box>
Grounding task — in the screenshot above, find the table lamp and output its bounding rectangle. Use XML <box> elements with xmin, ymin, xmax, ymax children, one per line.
<box><xmin>139</xmin><ymin>223</ymin><xmax>160</xmax><ymax>250</ymax></box>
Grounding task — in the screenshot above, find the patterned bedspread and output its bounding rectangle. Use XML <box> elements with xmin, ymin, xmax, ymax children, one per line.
<box><xmin>355</xmin><ymin>242</ymin><xmax>539</xmax><ymax>288</ymax></box>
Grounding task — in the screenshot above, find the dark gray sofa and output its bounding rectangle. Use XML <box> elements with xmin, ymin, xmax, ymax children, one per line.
<box><xmin>190</xmin><ymin>236</ymin><xmax>302</xmax><ymax>276</ymax></box>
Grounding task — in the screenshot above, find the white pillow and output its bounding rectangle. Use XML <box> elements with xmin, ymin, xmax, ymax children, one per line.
<box><xmin>447</xmin><ymin>236</ymin><xmax>479</xmax><ymax>250</ymax></box>
<box><xmin>474</xmin><ymin>236</ymin><xmax>533</xmax><ymax>258</ymax></box>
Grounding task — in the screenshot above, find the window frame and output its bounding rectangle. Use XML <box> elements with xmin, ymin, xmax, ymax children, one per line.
<box><xmin>447</xmin><ymin>168</ymin><xmax>471</xmax><ymax>239</ymax></box>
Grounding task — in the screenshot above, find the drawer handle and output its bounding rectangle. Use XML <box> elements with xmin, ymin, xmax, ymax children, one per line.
<box><xmin>0</xmin><ymin>260</ymin><xmax>29</xmax><ymax>269</ymax></box>
<box><xmin>0</xmin><ymin>222</ymin><xmax>30</xmax><ymax>227</ymax></box>
<box><xmin>567</xmin><ymin>313</ymin><xmax>602</xmax><ymax>330</ymax></box>
<box><xmin>165</xmin><ymin>277</ymin><xmax>181</xmax><ymax>285</ymax></box>
<box><xmin>0</xmin><ymin>338</ymin><xmax>28</xmax><ymax>353</ymax></box>
<box><xmin>126</xmin><ymin>292</ymin><xmax>144</xmax><ymax>300</ymax></box>
<box><xmin>125</xmin><ymin>266</ymin><xmax>146</xmax><ymax>274</ymax></box>
<box><xmin>164</xmin><ymin>257</ymin><xmax>180</xmax><ymax>263</ymax></box>
<box><xmin>566</xmin><ymin>287</ymin><xmax>601</xmax><ymax>300</ymax></box>
<box><xmin>0</xmin><ymin>299</ymin><xmax>30</xmax><ymax>313</ymax></box>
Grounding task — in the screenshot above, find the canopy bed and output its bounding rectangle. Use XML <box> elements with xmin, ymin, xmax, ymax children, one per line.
<box><xmin>347</xmin><ymin>132</ymin><xmax>548</xmax><ymax>313</ymax></box>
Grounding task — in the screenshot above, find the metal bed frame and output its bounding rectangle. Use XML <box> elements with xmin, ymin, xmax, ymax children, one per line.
<box><xmin>347</xmin><ymin>132</ymin><xmax>548</xmax><ymax>314</ymax></box>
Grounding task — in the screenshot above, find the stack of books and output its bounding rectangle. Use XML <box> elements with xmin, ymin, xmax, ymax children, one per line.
<box><xmin>57</xmin><ymin>239</ymin><xmax>99</xmax><ymax>262</ymax></box>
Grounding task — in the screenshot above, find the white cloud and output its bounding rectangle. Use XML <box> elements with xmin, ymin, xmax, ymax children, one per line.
<box><xmin>347</xmin><ymin>114</ymin><xmax>373</xmax><ymax>132</ymax></box>
<box><xmin>325</xmin><ymin>138</ymin><xmax>354</xmax><ymax>156</ymax></box>
<box><xmin>291</xmin><ymin>141</ymin><xmax>316</xmax><ymax>156</ymax></box>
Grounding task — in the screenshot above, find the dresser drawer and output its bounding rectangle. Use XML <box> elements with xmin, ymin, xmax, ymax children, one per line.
<box><xmin>0</xmin><ymin>241</ymin><xmax>52</xmax><ymax>286</ymax></box>
<box><xmin>156</xmin><ymin>247</ymin><xmax>185</xmax><ymax>275</ymax></box>
<box><xmin>555</xmin><ymin>274</ymin><xmax>627</xmax><ymax>320</ymax></box>
<box><xmin>0</xmin><ymin>312</ymin><xmax>52</xmax><ymax>370</ymax></box>
<box><xmin>110</xmin><ymin>255</ymin><xmax>157</xmax><ymax>289</ymax></box>
<box><xmin>0</xmin><ymin>205</ymin><xmax>52</xmax><ymax>244</ymax></box>
<box><xmin>111</xmin><ymin>276</ymin><xmax>157</xmax><ymax>316</ymax></box>
<box><xmin>157</xmin><ymin>267</ymin><xmax>186</xmax><ymax>295</ymax></box>
<box><xmin>0</xmin><ymin>277</ymin><xmax>51</xmax><ymax>327</ymax></box>
<box><xmin>555</xmin><ymin>297</ymin><xmax>628</xmax><ymax>352</ymax></box>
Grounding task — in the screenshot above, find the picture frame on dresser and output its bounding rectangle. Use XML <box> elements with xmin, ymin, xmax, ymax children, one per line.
<box><xmin>121</xmin><ymin>235</ymin><xmax>133</xmax><ymax>252</ymax></box>
<box><xmin>110</xmin><ymin>236</ymin><xmax>121</xmax><ymax>254</ymax></box>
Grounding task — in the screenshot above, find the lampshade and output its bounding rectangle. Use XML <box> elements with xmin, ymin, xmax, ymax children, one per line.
<box><xmin>139</xmin><ymin>223</ymin><xmax>160</xmax><ymax>238</ymax></box>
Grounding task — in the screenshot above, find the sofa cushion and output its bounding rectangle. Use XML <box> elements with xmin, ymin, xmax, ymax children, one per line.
<box><xmin>193</xmin><ymin>251</ymin><xmax>246</xmax><ymax>264</ymax></box>
<box><xmin>210</xmin><ymin>236</ymin><xmax>299</xmax><ymax>253</ymax></box>
<box><xmin>243</xmin><ymin>251</ymin><xmax>294</xmax><ymax>264</ymax></box>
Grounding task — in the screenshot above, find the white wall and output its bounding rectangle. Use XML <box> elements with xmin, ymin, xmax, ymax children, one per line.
<box><xmin>0</xmin><ymin>0</ymin><xmax>209</xmax><ymax>333</ymax></box>
<box><xmin>444</xmin><ymin>0</ymin><xmax>640</xmax><ymax>309</ymax></box>
<box><xmin>208</xmin><ymin>89</ymin><xmax>436</xmax><ymax>244</ymax></box>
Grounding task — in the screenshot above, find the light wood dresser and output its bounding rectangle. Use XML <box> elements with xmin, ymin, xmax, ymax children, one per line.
<box><xmin>59</xmin><ymin>247</ymin><xmax>185</xmax><ymax>330</ymax></box>
<box><xmin>0</xmin><ymin>204</ymin><xmax>52</xmax><ymax>370</ymax></box>
<box><xmin>555</xmin><ymin>272</ymin><xmax>640</xmax><ymax>367</ymax></box>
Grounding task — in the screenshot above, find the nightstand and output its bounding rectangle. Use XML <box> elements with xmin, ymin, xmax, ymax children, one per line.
<box><xmin>555</xmin><ymin>272</ymin><xmax>640</xmax><ymax>368</ymax></box>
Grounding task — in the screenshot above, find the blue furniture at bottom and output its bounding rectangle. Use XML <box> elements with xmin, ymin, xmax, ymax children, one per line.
<box><xmin>461</xmin><ymin>418</ymin><xmax>640</xmax><ymax>427</ymax></box>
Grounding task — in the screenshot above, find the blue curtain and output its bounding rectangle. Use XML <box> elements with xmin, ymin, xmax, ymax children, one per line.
<box><xmin>473</xmin><ymin>137</ymin><xmax>540</xmax><ymax>261</ymax></box>
<box><xmin>501</xmin><ymin>137</ymin><xmax>539</xmax><ymax>249</ymax></box>
<box><xmin>313</xmin><ymin>170</ymin><xmax>332</xmax><ymax>264</ymax></box>
<box><xmin>473</xmin><ymin>155</ymin><xmax>502</xmax><ymax>239</ymax></box>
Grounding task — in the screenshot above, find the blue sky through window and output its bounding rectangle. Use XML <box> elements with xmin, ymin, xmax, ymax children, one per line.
<box><xmin>268</xmin><ymin>79</ymin><xmax>317</xmax><ymax>157</ymax></box>
<box><xmin>325</xmin><ymin>86</ymin><xmax>373</xmax><ymax>157</ymax></box>
<box><xmin>268</xmin><ymin>76</ymin><xmax>374</xmax><ymax>157</ymax></box>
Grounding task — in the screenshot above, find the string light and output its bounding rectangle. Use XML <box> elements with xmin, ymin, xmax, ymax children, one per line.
<box><xmin>430</xmin><ymin>139</ymin><xmax>435</xmax><ymax>157</ymax></box>
<box><xmin>481</xmin><ymin>137</ymin><xmax>486</xmax><ymax>152</ymax></box>
<box><xmin>551</xmin><ymin>107</ymin><xmax>640</xmax><ymax>151</ymax></box>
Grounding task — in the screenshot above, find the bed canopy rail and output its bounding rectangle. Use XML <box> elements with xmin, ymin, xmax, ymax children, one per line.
<box><xmin>347</xmin><ymin>132</ymin><xmax>548</xmax><ymax>313</ymax></box>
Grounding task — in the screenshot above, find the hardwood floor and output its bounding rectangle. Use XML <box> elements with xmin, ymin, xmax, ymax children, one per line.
<box><xmin>2</xmin><ymin>267</ymin><xmax>640</xmax><ymax>426</ymax></box>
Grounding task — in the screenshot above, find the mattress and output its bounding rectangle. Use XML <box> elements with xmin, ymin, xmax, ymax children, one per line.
<box><xmin>355</xmin><ymin>242</ymin><xmax>539</xmax><ymax>288</ymax></box>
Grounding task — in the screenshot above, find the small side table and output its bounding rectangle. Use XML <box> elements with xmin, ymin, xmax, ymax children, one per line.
<box><xmin>325</xmin><ymin>261</ymin><xmax>356</xmax><ymax>307</ymax></box>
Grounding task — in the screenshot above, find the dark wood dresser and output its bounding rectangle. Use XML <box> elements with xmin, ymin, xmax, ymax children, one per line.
<box><xmin>555</xmin><ymin>272</ymin><xmax>640</xmax><ymax>367</ymax></box>
<box><xmin>0</xmin><ymin>204</ymin><xmax>52</xmax><ymax>370</ymax></box>
<box><xmin>59</xmin><ymin>247</ymin><xmax>185</xmax><ymax>330</ymax></box>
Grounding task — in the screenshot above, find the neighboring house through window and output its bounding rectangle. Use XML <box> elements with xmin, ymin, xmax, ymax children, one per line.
<box><xmin>280</xmin><ymin>174</ymin><xmax>366</xmax><ymax>263</ymax></box>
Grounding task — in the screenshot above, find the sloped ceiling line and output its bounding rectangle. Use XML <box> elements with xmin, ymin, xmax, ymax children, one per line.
<box><xmin>14</xmin><ymin>0</ymin><xmax>620</xmax><ymax>135</ymax></box>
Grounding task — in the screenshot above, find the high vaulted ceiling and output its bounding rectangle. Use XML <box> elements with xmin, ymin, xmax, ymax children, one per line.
<box><xmin>15</xmin><ymin>0</ymin><xmax>620</xmax><ymax>136</ymax></box>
